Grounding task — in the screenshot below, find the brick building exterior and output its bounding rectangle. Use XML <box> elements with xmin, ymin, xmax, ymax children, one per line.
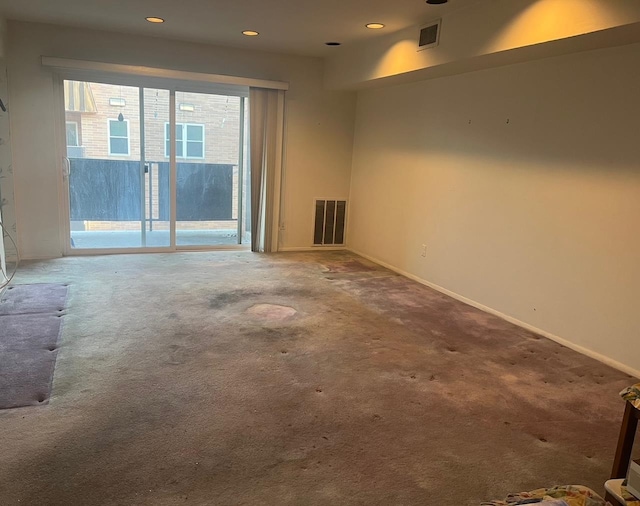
<box><xmin>64</xmin><ymin>81</ymin><xmax>247</xmax><ymax>236</ymax></box>
<box><xmin>65</xmin><ymin>82</ymin><xmax>241</xmax><ymax>164</ymax></box>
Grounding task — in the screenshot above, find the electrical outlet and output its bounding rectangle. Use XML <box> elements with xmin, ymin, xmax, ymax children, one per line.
<box><xmin>421</xmin><ymin>244</ymin><xmax>427</xmax><ymax>257</ymax></box>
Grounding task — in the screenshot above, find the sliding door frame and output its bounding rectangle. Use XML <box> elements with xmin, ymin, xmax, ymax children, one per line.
<box><xmin>54</xmin><ymin>72</ymin><xmax>251</xmax><ymax>256</ymax></box>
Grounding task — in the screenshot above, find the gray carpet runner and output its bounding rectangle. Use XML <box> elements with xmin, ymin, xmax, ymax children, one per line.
<box><xmin>0</xmin><ymin>283</ymin><xmax>69</xmax><ymax>409</ymax></box>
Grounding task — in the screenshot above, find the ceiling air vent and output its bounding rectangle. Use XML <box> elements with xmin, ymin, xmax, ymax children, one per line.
<box><xmin>418</xmin><ymin>19</ymin><xmax>441</xmax><ymax>51</ymax></box>
<box><xmin>313</xmin><ymin>199</ymin><xmax>346</xmax><ymax>246</ymax></box>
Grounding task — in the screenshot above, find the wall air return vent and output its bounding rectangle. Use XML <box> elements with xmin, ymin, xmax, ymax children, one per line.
<box><xmin>313</xmin><ymin>199</ymin><xmax>346</xmax><ymax>246</ymax></box>
<box><xmin>418</xmin><ymin>19</ymin><xmax>441</xmax><ymax>51</ymax></box>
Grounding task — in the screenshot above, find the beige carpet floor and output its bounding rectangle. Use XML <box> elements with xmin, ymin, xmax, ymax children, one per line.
<box><xmin>0</xmin><ymin>251</ymin><xmax>633</xmax><ymax>505</ymax></box>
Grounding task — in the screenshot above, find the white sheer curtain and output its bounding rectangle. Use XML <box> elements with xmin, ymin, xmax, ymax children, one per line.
<box><xmin>0</xmin><ymin>211</ymin><xmax>6</xmax><ymax>285</ymax></box>
<box><xmin>249</xmin><ymin>88</ymin><xmax>284</xmax><ymax>253</ymax></box>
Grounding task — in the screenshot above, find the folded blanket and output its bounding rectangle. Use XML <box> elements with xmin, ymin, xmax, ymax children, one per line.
<box><xmin>620</xmin><ymin>383</ymin><xmax>640</xmax><ymax>409</ymax></box>
<box><xmin>482</xmin><ymin>485</ymin><xmax>609</xmax><ymax>506</ymax></box>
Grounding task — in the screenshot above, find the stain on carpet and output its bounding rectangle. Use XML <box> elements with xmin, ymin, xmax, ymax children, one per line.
<box><xmin>241</xmin><ymin>326</ymin><xmax>304</xmax><ymax>341</ymax></box>
<box><xmin>246</xmin><ymin>304</ymin><xmax>297</xmax><ymax>321</ymax></box>
<box><xmin>0</xmin><ymin>252</ymin><xmax>635</xmax><ymax>506</ymax></box>
<box><xmin>323</xmin><ymin>259</ymin><xmax>376</xmax><ymax>273</ymax></box>
<box><xmin>209</xmin><ymin>289</ymin><xmax>263</xmax><ymax>309</ymax></box>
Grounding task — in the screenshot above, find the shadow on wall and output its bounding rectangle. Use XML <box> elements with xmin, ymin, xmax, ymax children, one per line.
<box><xmin>358</xmin><ymin>43</ymin><xmax>639</xmax><ymax>173</ymax></box>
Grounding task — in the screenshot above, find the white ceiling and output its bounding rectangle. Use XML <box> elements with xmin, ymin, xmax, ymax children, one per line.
<box><xmin>0</xmin><ymin>0</ymin><xmax>486</xmax><ymax>57</ymax></box>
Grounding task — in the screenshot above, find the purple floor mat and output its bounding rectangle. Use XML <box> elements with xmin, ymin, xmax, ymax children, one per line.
<box><xmin>0</xmin><ymin>283</ymin><xmax>69</xmax><ymax>316</ymax></box>
<box><xmin>0</xmin><ymin>284</ymin><xmax>68</xmax><ymax>409</ymax></box>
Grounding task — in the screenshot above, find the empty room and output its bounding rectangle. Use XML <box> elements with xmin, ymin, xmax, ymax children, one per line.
<box><xmin>1</xmin><ymin>1</ymin><xmax>640</xmax><ymax>505</ymax></box>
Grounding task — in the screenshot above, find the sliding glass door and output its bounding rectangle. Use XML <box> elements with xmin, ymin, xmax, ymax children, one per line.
<box><xmin>141</xmin><ymin>88</ymin><xmax>172</xmax><ymax>247</ymax></box>
<box><xmin>65</xmin><ymin>82</ymin><xmax>144</xmax><ymax>249</ymax></box>
<box><xmin>174</xmin><ymin>91</ymin><xmax>246</xmax><ymax>247</ymax></box>
<box><xmin>62</xmin><ymin>79</ymin><xmax>248</xmax><ymax>252</ymax></box>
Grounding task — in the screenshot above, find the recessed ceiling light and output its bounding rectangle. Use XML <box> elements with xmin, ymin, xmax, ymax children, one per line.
<box><xmin>145</xmin><ymin>17</ymin><xmax>165</xmax><ymax>23</ymax></box>
<box><xmin>242</xmin><ymin>30</ymin><xmax>260</xmax><ymax>36</ymax></box>
<box><xmin>366</xmin><ymin>23</ymin><xmax>385</xmax><ymax>29</ymax></box>
<box><xmin>426</xmin><ymin>0</ymin><xmax>448</xmax><ymax>4</ymax></box>
<box><xmin>325</xmin><ymin>42</ymin><xmax>342</xmax><ymax>46</ymax></box>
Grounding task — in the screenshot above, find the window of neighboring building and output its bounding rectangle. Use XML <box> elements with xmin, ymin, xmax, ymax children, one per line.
<box><xmin>66</xmin><ymin>122</ymin><xmax>79</xmax><ymax>147</ymax></box>
<box><xmin>165</xmin><ymin>123</ymin><xmax>205</xmax><ymax>159</ymax></box>
<box><xmin>108</xmin><ymin>119</ymin><xmax>130</xmax><ymax>156</ymax></box>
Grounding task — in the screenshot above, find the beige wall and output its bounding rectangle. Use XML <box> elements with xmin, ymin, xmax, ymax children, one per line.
<box><xmin>0</xmin><ymin>18</ymin><xmax>6</xmax><ymax>59</ymax></box>
<box><xmin>7</xmin><ymin>21</ymin><xmax>356</xmax><ymax>258</ymax></box>
<box><xmin>348</xmin><ymin>42</ymin><xmax>640</xmax><ymax>374</ymax></box>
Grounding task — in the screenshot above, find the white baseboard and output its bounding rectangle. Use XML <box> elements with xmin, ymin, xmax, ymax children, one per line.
<box><xmin>349</xmin><ymin>247</ymin><xmax>640</xmax><ymax>379</ymax></box>
<box><xmin>19</xmin><ymin>255</ymin><xmax>60</xmax><ymax>261</ymax></box>
<box><xmin>279</xmin><ymin>246</ymin><xmax>347</xmax><ymax>252</ymax></box>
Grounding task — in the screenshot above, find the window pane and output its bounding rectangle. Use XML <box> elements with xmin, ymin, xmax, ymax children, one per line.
<box><xmin>165</xmin><ymin>124</ymin><xmax>181</xmax><ymax>156</ymax></box>
<box><xmin>66</xmin><ymin>123</ymin><xmax>78</xmax><ymax>146</ymax></box>
<box><xmin>109</xmin><ymin>120</ymin><xmax>128</xmax><ymax>137</ymax></box>
<box><xmin>110</xmin><ymin>138</ymin><xmax>128</xmax><ymax>155</ymax></box>
<box><xmin>186</xmin><ymin>141</ymin><xmax>203</xmax><ymax>158</ymax></box>
<box><xmin>166</xmin><ymin>125</ymin><xmax>186</xmax><ymax>157</ymax></box>
<box><xmin>186</xmin><ymin>124</ymin><xmax>203</xmax><ymax>141</ymax></box>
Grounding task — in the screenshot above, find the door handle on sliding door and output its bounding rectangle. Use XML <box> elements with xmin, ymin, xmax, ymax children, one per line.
<box><xmin>62</xmin><ymin>157</ymin><xmax>71</xmax><ymax>179</ymax></box>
